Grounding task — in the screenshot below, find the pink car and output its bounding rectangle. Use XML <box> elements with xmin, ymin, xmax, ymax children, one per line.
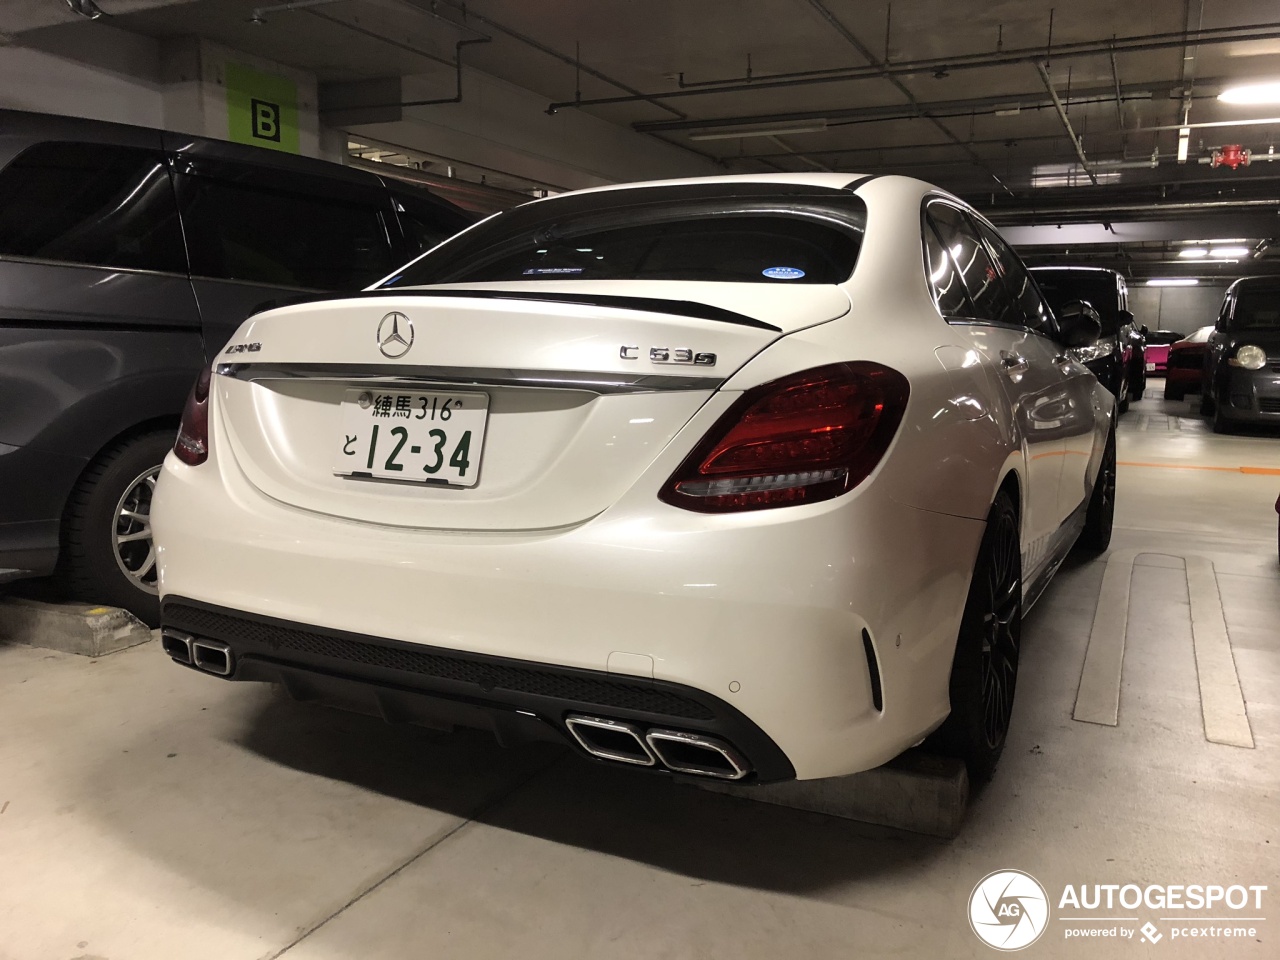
<box><xmin>1144</xmin><ymin>329</ymin><xmax>1185</xmax><ymax>374</ymax></box>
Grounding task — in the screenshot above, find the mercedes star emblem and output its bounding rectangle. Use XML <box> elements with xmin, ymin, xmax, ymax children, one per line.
<box><xmin>377</xmin><ymin>311</ymin><xmax>415</xmax><ymax>359</ymax></box>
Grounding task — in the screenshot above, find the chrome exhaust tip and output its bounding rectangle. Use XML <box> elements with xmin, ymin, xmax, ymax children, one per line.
<box><xmin>190</xmin><ymin>638</ymin><xmax>233</xmax><ymax>676</ymax></box>
<box><xmin>564</xmin><ymin>715</ymin><xmax>656</xmax><ymax>766</ymax></box>
<box><xmin>160</xmin><ymin>630</ymin><xmax>193</xmax><ymax>665</ymax></box>
<box><xmin>645</xmin><ymin>729</ymin><xmax>750</xmax><ymax>780</ymax></box>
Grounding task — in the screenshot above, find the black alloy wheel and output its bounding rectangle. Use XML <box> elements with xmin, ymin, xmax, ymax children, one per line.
<box><xmin>929</xmin><ymin>489</ymin><xmax>1022</xmax><ymax>782</ymax></box>
<box><xmin>1079</xmin><ymin>428</ymin><xmax>1116</xmax><ymax>553</ymax></box>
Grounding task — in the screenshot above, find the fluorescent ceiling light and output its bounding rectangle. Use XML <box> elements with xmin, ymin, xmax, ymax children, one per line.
<box><xmin>1146</xmin><ymin>278</ymin><xmax>1199</xmax><ymax>287</ymax></box>
<box><xmin>1177</xmin><ymin>127</ymin><xmax>1191</xmax><ymax>162</ymax></box>
<box><xmin>1209</xmin><ymin>246</ymin><xmax>1251</xmax><ymax>258</ymax></box>
<box><xmin>1219</xmin><ymin>82</ymin><xmax>1280</xmax><ymax>104</ymax></box>
<box><xmin>1178</xmin><ymin>248</ymin><xmax>1208</xmax><ymax>258</ymax></box>
<box><xmin>689</xmin><ymin>119</ymin><xmax>828</xmax><ymax>141</ymax></box>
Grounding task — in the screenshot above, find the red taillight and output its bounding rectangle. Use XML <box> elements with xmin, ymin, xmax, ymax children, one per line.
<box><xmin>659</xmin><ymin>362</ymin><xmax>910</xmax><ymax>512</ymax></box>
<box><xmin>173</xmin><ymin>366</ymin><xmax>212</xmax><ymax>466</ymax></box>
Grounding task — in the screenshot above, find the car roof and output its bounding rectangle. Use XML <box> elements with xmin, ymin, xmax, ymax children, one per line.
<box><xmin>0</xmin><ymin>106</ymin><xmax>381</xmax><ymax>189</ymax></box>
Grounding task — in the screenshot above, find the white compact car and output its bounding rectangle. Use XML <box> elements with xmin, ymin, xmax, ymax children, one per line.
<box><xmin>152</xmin><ymin>173</ymin><xmax>1115</xmax><ymax>784</ymax></box>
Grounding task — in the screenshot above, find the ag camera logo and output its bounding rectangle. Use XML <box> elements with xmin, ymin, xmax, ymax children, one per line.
<box><xmin>969</xmin><ymin>869</ymin><xmax>1050</xmax><ymax>951</ymax></box>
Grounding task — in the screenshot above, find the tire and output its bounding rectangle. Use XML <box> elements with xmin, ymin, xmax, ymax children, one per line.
<box><xmin>1113</xmin><ymin>371</ymin><xmax>1129</xmax><ymax>414</ymax></box>
<box><xmin>1212</xmin><ymin>404</ymin><xmax>1234</xmax><ymax>435</ymax></box>
<box><xmin>1079</xmin><ymin>428</ymin><xmax>1116</xmax><ymax>553</ymax></box>
<box><xmin>1129</xmin><ymin>370</ymin><xmax>1145</xmax><ymax>402</ymax></box>
<box><xmin>1164</xmin><ymin>384</ymin><xmax>1183</xmax><ymax>402</ymax></box>
<box><xmin>58</xmin><ymin>430</ymin><xmax>174</xmax><ymax>626</ymax></box>
<box><xmin>1200</xmin><ymin>393</ymin><xmax>1216</xmax><ymax>416</ymax></box>
<box><xmin>928</xmin><ymin>489</ymin><xmax>1022</xmax><ymax>783</ymax></box>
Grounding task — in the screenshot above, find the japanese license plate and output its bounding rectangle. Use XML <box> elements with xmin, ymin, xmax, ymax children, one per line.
<box><xmin>1145</xmin><ymin>362</ymin><xmax>1156</xmax><ymax>371</ymax></box>
<box><xmin>334</xmin><ymin>389</ymin><xmax>489</xmax><ymax>487</ymax></box>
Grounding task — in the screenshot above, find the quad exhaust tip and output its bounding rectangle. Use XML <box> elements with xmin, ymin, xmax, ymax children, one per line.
<box><xmin>191</xmin><ymin>638</ymin><xmax>233</xmax><ymax>676</ymax></box>
<box><xmin>565</xmin><ymin>716</ymin><xmax>656</xmax><ymax>766</ymax></box>
<box><xmin>645</xmin><ymin>729</ymin><xmax>749</xmax><ymax>781</ymax></box>
<box><xmin>565</xmin><ymin>715</ymin><xmax>750</xmax><ymax>781</ymax></box>
<box><xmin>163</xmin><ymin>630</ymin><xmax>234</xmax><ymax>676</ymax></box>
<box><xmin>160</xmin><ymin>630</ymin><xmax>193</xmax><ymax>664</ymax></box>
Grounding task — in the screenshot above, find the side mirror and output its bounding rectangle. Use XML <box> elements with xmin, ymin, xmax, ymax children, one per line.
<box><xmin>1118</xmin><ymin>309</ymin><xmax>1135</xmax><ymax>326</ymax></box>
<box><xmin>1058</xmin><ymin>300</ymin><xmax>1102</xmax><ymax>348</ymax></box>
<box><xmin>1140</xmin><ymin>324</ymin><xmax>1150</xmax><ymax>337</ymax></box>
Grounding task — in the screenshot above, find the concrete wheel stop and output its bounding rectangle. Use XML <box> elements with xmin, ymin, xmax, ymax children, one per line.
<box><xmin>0</xmin><ymin>597</ymin><xmax>152</xmax><ymax>657</ymax></box>
<box><xmin>695</xmin><ymin>749</ymin><xmax>969</xmax><ymax>838</ymax></box>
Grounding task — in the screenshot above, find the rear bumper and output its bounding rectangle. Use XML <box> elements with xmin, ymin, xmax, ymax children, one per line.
<box><xmin>152</xmin><ymin>437</ymin><xmax>986</xmax><ymax>780</ymax></box>
<box><xmin>161</xmin><ymin>597</ymin><xmax>796</xmax><ymax>782</ymax></box>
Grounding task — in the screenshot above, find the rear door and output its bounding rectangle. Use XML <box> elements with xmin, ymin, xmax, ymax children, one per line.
<box><xmin>977</xmin><ymin>221</ymin><xmax>1101</xmax><ymax>522</ymax></box>
<box><xmin>926</xmin><ymin>201</ymin><xmax>1067</xmax><ymax>567</ymax></box>
<box><xmin>171</xmin><ymin>155</ymin><xmax>402</xmax><ymax>361</ymax></box>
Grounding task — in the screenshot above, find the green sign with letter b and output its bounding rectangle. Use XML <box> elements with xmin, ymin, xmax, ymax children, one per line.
<box><xmin>225</xmin><ymin>62</ymin><xmax>299</xmax><ymax>154</ymax></box>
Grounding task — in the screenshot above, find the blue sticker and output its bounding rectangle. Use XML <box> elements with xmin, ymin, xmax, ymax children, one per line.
<box><xmin>762</xmin><ymin>266</ymin><xmax>806</xmax><ymax>280</ymax></box>
<box><xmin>382</xmin><ymin>274</ymin><xmax>403</xmax><ymax>287</ymax></box>
<box><xmin>523</xmin><ymin>266</ymin><xmax>585</xmax><ymax>275</ymax></box>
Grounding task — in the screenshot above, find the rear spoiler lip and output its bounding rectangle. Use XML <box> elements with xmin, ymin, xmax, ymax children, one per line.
<box><xmin>277</xmin><ymin>287</ymin><xmax>784</xmax><ymax>332</ymax></box>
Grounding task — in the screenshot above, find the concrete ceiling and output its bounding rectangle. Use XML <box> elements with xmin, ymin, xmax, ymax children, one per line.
<box><xmin>14</xmin><ymin>0</ymin><xmax>1280</xmax><ymax>278</ymax></box>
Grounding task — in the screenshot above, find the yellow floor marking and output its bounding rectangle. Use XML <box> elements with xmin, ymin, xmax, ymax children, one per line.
<box><xmin>1118</xmin><ymin>461</ymin><xmax>1280</xmax><ymax>475</ymax></box>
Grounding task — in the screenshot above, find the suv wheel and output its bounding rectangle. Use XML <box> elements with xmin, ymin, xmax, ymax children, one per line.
<box><xmin>59</xmin><ymin>430</ymin><xmax>174</xmax><ymax>626</ymax></box>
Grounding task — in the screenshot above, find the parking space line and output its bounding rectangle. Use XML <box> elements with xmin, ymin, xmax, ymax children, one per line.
<box><xmin>1185</xmin><ymin>557</ymin><xmax>1255</xmax><ymax>749</ymax></box>
<box><xmin>1073</xmin><ymin>549</ymin><xmax>1138</xmax><ymax>726</ymax></box>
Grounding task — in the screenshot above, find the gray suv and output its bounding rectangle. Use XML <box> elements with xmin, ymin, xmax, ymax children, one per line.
<box><xmin>0</xmin><ymin>109</ymin><xmax>472</xmax><ymax>623</ymax></box>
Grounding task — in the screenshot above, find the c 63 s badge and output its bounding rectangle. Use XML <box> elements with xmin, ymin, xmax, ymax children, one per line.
<box><xmin>620</xmin><ymin>346</ymin><xmax>716</xmax><ymax>366</ymax></box>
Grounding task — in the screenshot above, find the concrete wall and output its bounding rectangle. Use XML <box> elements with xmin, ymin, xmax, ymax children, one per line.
<box><xmin>343</xmin><ymin>68</ymin><xmax>720</xmax><ymax>191</ymax></box>
<box><xmin>1129</xmin><ymin>285</ymin><xmax>1228</xmax><ymax>337</ymax></box>
<box><xmin>0</xmin><ymin>23</ymin><xmax>165</xmax><ymax>128</ymax></box>
<box><xmin>1</xmin><ymin>22</ymin><xmax>719</xmax><ymax>189</ymax></box>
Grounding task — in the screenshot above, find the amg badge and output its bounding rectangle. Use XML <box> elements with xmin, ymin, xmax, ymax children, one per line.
<box><xmin>620</xmin><ymin>346</ymin><xmax>716</xmax><ymax>366</ymax></box>
<box><xmin>223</xmin><ymin>342</ymin><xmax>262</xmax><ymax>355</ymax></box>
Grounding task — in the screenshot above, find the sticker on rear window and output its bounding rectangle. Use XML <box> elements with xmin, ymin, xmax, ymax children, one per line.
<box><xmin>523</xmin><ymin>267</ymin><xmax>585</xmax><ymax>275</ymax></box>
<box><xmin>762</xmin><ymin>266</ymin><xmax>805</xmax><ymax>280</ymax></box>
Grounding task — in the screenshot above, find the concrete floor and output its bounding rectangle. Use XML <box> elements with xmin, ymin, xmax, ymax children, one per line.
<box><xmin>2</xmin><ymin>388</ymin><xmax>1277</xmax><ymax>959</ymax></box>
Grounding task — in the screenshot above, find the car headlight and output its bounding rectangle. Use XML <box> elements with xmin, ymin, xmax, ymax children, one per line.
<box><xmin>1230</xmin><ymin>344</ymin><xmax>1268</xmax><ymax>370</ymax></box>
<box><xmin>1069</xmin><ymin>340</ymin><xmax>1116</xmax><ymax>363</ymax></box>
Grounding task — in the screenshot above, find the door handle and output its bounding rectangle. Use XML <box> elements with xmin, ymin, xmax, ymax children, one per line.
<box><xmin>1000</xmin><ymin>353</ymin><xmax>1030</xmax><ymax>378</ymax></box>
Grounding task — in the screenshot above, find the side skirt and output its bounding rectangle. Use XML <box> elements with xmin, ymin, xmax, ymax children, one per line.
<box><xmin>1022</xmin><ymin>497</ymin><xmax>1089</xmax><ymax>614</ymax></box>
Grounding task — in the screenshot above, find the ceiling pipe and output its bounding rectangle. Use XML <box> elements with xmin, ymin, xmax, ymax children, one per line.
<box><xmin>800</xmin><ymin>0</ymin><xmax>1014</xmax><ymax>196</ymax></box>
<box><xmin>326</xmin><ymin>38</ymin><xmax>491</xmax><ymax>110</ymax></box>
<box><xmin>544</xmin><ymin>22</ymin><xmax>1280</xmax><ymax>113</ymax></box>
<box><xmin>634</xmin><ymin>79</ymin><xmax>1195</xmax><ymax>135</ymax></box>
<box><xmin>1036</xmin><ymin>62</ymin><xmax>1099</xmax><ymax>186</ymax></box>
<box><xmin>985</xmin><ymin>198</ymin><xmax>1280</xmax><ymax>220</ymax></box>
<box><xmin>249</xmin><ymin>0</ymin><xmax>350</xmax><ymax>25</ymax></box>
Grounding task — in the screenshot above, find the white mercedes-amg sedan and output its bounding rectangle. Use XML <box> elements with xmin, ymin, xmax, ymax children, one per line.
<box><xmin>152</xmin><ymin>173</ymin><xmax>1115</xmax><ymax>784</ymax></box>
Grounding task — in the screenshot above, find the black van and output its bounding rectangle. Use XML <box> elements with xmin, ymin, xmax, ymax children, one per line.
<box><xmin>1029</xmin><ymin>266</ymin><xmax>1148</xmax><ymax>412</ymax></box>
<box><xmin>0</xmin><ymin>109</ymin><xmax>473</xmax><ymax>623</ymax></box>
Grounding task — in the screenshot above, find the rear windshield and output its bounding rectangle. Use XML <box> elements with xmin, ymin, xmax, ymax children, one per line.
<box><xmin>1032</xmin><ymin>271</ymin><xmax>1120</xmax><ymax>335</ymax></box>
<box><xmin>381</xmin><ymin>184</ymin><xmax>866</xmax><ymax>287</ymax></box>
<box><xmin>1230</xmin><ymin>286</ymin><xmax>1280</xmax><ymax>329</ymax></box>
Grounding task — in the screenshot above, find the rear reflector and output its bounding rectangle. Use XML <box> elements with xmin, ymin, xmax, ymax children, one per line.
<box><xmin>659</xmin><ymin>362</ymin><xmax>909</xmax><ymax>512</ymax></box>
